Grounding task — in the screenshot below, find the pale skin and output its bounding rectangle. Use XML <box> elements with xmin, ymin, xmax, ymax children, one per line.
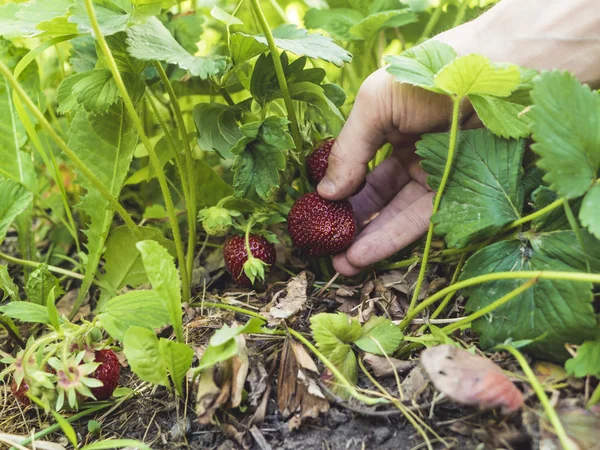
<box><xmin>317</xmin><ymin>0</ymin><xmax>600</xmax><ymax>276</ymax></box>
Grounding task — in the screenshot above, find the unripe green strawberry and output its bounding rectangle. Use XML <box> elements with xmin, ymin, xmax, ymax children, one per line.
<box><xmin>198</xmin><ymin>206</ymin><xmax>239</xmax><ymax>237</ymax></box>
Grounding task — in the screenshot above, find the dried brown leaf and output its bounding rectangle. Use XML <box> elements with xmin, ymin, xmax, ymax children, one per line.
<box><xmin>401</xmin><ymin>365</ymin><xmax>429</xmax><ymax>401</ymax></box>
<box><xmin>421</xmin><ymin>344</ymin><xmax>524</xmax><ymax>413</ymax></box>
<box><xmin>266</xmin><ymin>272</ymin><xmax>308</xmax><ymax>326</ymax></box>
<box><xmin>196</xmin><ymin>367</ymin><xmax>228</xmax><ymax>424</ymax></box>
<box><xmin>229</xmin><ymin>335</ymin><xmax>249</xmax><ymax>408</ymax></box>
<box><xmin>362</xmin><ymin>354</ymin><xmax>415</xmax><ymax>378</ymax></box>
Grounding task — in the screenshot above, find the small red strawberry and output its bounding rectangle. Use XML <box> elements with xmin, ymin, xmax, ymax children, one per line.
<box><xmin>287</xmin><ymin>192</ymin><xmax>356</xmax><ymax>257</ymax></box>
<box><xmin>90</xmin><ymin>349</ymin><xmax>120</xmax><ymax>400</ymax></box>
<box><xmin>223</xmin><ymin>235</ymin><xmax>276</xmax><ymax>287</ymax></box>
<box><xmin>306</xmin><ymin>139</ymin><xmax>335</xmax><ymax>186</ymax></box>
<box><xmin>306</xmin><ymin>139</ymin><xmax>366</xmax><ymax>195</ymax></box>
<box><xmin>11</xmin><ymin>379</ymin><xmax>30</xmax><ymax>406</ymax></box>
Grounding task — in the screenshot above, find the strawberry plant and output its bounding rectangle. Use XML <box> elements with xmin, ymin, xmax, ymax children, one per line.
<box><xmin>0</xmin><ymin>0</ymin><xmax>599</xmax><ymax>448</ymax></box>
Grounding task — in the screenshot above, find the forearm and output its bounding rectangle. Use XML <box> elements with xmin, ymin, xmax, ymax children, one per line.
<box><xmin>436</xmin><ymin>0</ymin><xmax>600</xmax><ymax>86</ymax></box>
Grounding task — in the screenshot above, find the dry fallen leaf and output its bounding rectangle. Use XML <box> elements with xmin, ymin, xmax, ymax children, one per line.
<box><xmin>265</xmin><ymin>272</ymin><xmax>308</xmax><ymax>326</ymax></box>
<box><xmin>401</xmin><ymin>365</ymin><xmax>429</xmax><ymax>402</ymax></box>
<box><xmin>420</xmin><ymin>344</ymin><xmax>524</xmax><ymax>413</ymax></box>
<box><xmin>541</xmin><ymin>404</ymin><xmax>600</xmax><ymax>450</ymax></box>
<box><xmin>195</xmin><ymin>367</ymin><xmax>229</xmax><ymax>424</ymax></box>
<box><xmin>277</xmin><ymin>339</ymin><xmax>329</xmax><ymax>428</ymax></box>
<box><xmin>362</xmin><ymin>354</ymin><xmax>415</xmax><ymax>378</ymax></box>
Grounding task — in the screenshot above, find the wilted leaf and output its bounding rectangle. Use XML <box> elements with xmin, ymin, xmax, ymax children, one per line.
<box><xmin>266</xmin><ymin>272</ymin><xmax>308</xmax><ymax>326</ymax></box>
<box><xmin>362</xmin><ymin>354</ymin><xmax>414</xmax><ymax>378</ymax></box>
<box><xmin>421</xmin><ymin>344</ymin><xmax>524</xmax><ymax>412</ymax></box>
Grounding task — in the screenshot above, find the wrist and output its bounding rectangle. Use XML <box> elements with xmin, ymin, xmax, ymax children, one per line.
<box><xmin>433</xmin><ymin>0</ymin><xmax>600</xmax><ymax>87</ymax></box>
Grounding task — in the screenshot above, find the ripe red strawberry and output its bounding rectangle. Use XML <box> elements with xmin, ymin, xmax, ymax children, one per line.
<box><xmin>306</xmin><ymin>139</ymin><xmax>366</xmax><ymax>195</ymax></box>
<box><xmin>90</xmin><ymin>349</ymin><xmax>120</xmax><ymax>400</ymax></box>
<box><xmin>223</xmin><ymin>235</ymin><xmax>276</xmax><ymax>287</ymax></box>
<box><xmin>11</xmin><ymin>379</ymin><xmax>30</xmax><ymax>406</ymax></box>
<box><xmin>287</xmin><ymin>192</ymin><xmax>356</xmax><ymax>257</ymax></box>
<box><xmin>306</xmin><ymin>139</ymin><xmax>335</xmax><ymax>186</ymax></box>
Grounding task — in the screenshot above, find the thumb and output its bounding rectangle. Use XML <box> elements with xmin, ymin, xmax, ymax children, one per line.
<box><xmin>317</xmin><ymin>69</ymin><xmax>392</xmax><ymax>200</ymax></box>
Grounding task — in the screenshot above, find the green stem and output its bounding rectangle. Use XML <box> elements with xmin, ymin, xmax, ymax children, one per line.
<box><xmin>419</xmin><ymin>0</ymin><xmax>448</xmax><ymax>42</ymax></box>
<box><xmin>0</xmin><ymin>60</ymin><xmax>140</xmax><ymax>238</ymax></box>
<box><xmin>563</xmin><ymin>201</ymin><xmax>591</xmax><ymax>272</ymax></box>
<box><xmin>408</xmin><ymin>96</ymin><xmax>461</xmax><ymax>312</ymax></box>
<box><xmin>399</xmin><ymin>270</ymin><xmax>600</xmax><ymax>330</ymax></box>
<box><xmin>287</xmin><ymin>328</ymin><xmax>388</xmax><ymax>406</ymax></box>
<box><xmin>441</xmin><ymin>279</ymin><xmax>537</xmax><ymax>334</ymax></box>
<box><xmin>376</xmin><ymin>257</ymin><xmax>419</xmax><ymax>271</ymax></box>
<box><xmin>418</xmin><ymin>253</ymin><xmax>466</xmax><ymax>333</ymax></box>
<box><xmin>83</xmin><ymin>0</ymin><xmax>190</xmax><ymax>302</ymax></box>
<box><xmin>588</xmin><ymin>384</ymin><xmax>600</xmax><ymax>408</ymax></box>
<box><xmin>0</xmin><ymin>250</ymin><xmax>84</xmax><ymax>280</ymax></box>
<box><xmin>451</xmin><ymin>0</ymin><xmax>469</xmax><ymax>28</ymax></box>
<box><xmin>154</xmin><ymin>62</ymin><xmax>197</xmax><ymax>285</ymax></box>
<box><xmin>498</xmin><ymin>345</ymin><xmax>575</xmax><ymax>450</ymax></box>
<box><xmin>199</xmin><ymin>301</ymin><xmax>266</xmax><ymax>320</ymax></box>
<box><xmin>248</xmin><ymin>0</ymin><xmax>307</xmax><ymax>187</ymax></box>
<box><xmin>502</xmin><ymin>197</ymin><xmax>565</xmax><ymax>232</ymax></box>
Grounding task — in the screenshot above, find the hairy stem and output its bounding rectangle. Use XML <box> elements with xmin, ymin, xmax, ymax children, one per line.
<box><xmin>248</xmin><ymin>0</ymin><xmax>308</xmax><ymax>186</ymax></box>
<box><xmin>441</xmin><ymin>279</ymin><xmax>538</xmax><ymax>334</ymax></box>
<box><xmin>0</xmin><ymin>251</ymin><xmax>84</xmax><ymax>280</ymax></box>
<box><xmin>154</xmin><ymin>62</ymin><xmax>197</xmax><ymax>285</ymax></box>
<box><xmin>408</xmin><ymin>96</ymin><xmax>461</xmax><ymax>312</ymax></box>
<box><xmin>0</xmin><ymin>60</ymin><xmax>140</xmax><ymax>238</ymax></box>
<box><xmin>498</xmin><ymin>345</ymin><xmax>575</xmax><ymax>450</ymax></box>
<box><xmin>83</xmin><ymin>0</ymin><xmax>190</xmax><ymax>302</ymax></box>
<box><xmin>399</xmin><ymin>270</ymin><xmax>600</xmax><ymax>330</ymax></box>
<box><xmin>502</xmin><ymin>197</ymin><xmax>565</xmax><ymax>232</ymax></box>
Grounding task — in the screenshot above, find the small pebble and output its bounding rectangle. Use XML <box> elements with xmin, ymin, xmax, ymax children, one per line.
<box><xmin>372</xmin><ymin>426</ymin><xmax>393</xmax><ymax>444</ymax></box>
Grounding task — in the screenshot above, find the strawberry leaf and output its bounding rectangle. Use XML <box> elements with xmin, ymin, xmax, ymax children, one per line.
<box><xmin>384</xmin><ymin>40</ymin><xmax>457</xmax><ymax>93</ymax></box>
<box><xmin>158</xmin><ymin>338</ymin><xmax>194</xmax><ymax>397</ymax></box>
<box><xmin>417</xmin><ymin>128</ymin><xmax>525</xmax><ymax>248</ymax></box>
<box><xmin>232</xmin><ymin>116</ymin><xmax>294</xmax><ymax>201</ymax></box>
<box><xmin>565</xmin><ymin>340</ymin><xmax>600</xmax><ymax>378</ymax></box>
<box><xmin>0</xmin><ymin>265</ymin><xmax>20</xmax><ymax>302</ymax></box>
<box><xmin>348</xmin><ymin>9</ymin><xmax>416</xmax><ymax>40</ymax></box>
<box><xmin>530</xmin><ymin>229</ymin><xmax>600</xmax><ymax>273</ymax></box>
<box><xmin>0</xmin><ymin>178</ymin><xmax>33</xmax><ymax>243</ymax></box>
<box><xmin>193</xmin><ymin>103</ymin><xmax>242</xmax><ymax>159</ymax></box>
<box><xmin>126</xmin><ymin>17</ymin><xmax>227</xmax><ymax>79</ymax></box>
<box><xmin>461</xmin><ymin>239</ymin><xmax>596</xmax><ymax>362</ymax></box>
<box><xmin>98</xmin><ymin>290</ymin><xmax>170</xmax><ymax>341</ymax></box>
<box><xmin>232</xmin><ymin>24</ymin><xmax>352</xmax><ymax>68</ymax></box>
<box><xmin>136</xmin><ymin>240</ymin><xmax>183</xmax><ymax>343</ymax></box>
<box><xmin>69</xmin><ymin>0</ymin><xmax>141</xmax><ymax>37</ymax></box>
<box><xmin>529</xmin><ymin>71</ymin><xmax>600</xmax><ymax>199</ymax></box>
<box><xmin>124</xmin><ymin>326</ymin><xmax>170</xmax><ymax>387</ymax></box>
<box><xmin>25</xmin><ymin>265</ymin><xmax>63</xmax><ymax>306</ymax></box>
<box><xmin>304</xmin><ymin>8</ymin><xmax>364</xmax><ymax>41</ymax></box>
<box><xmin>580</xmin><ymin>183</ymin><xmax>600</xmax><ymax>239</ymax></box>
<box><xmin>354</xmin><ymin>316</ymin><xmax>403</xmax><ymax>355</ymax></box>
<box><xmin>434</xmin><ymin>54</ymin><xmax>520</xmax><ymax>98</ymax></box>
<box><xmin>469</xmin><ymin>95</ymin><xmax>531</xmax><ymax>139</ymax></box>
<box><xmin>0</xmin><ymin>302</ymin><xmax>50</xmax><ymax>324</ymax></box>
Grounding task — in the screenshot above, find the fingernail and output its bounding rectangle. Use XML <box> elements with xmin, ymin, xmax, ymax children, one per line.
<box><xmin>318</xmin><ymin>177</ymin><xmax>336</xmax><ymax>196</ymax></box>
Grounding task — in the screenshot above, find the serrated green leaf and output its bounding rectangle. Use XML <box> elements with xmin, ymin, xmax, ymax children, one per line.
<box><xmin>136</xmin><ymin>240</ymin><xmax>183</xmax><ymax>342</ymax></box>
<box><xmin>124</xmin><ymin>326</ymin><xmax>170</xmax><ymax>387</ymax></box>
<box><xmin>529</xmin><ymin>71</ymin><xmax>600</xmax><ymax>199</ymax></box>
<box><xmin>69</xmin><ymin>36</ymin><xmax>98</xmax><ymax>73</ymax></box>
<box><xmin>417</xmin><ymin>129</ymin><xmax>525</xmax><ymax>248</ymax></box>
<box><xmin>461</xmin><ymin>239</ymin><xmax>596</xmax><ymax>361</ymax></box>
<box><xmin>198</xmin><ymin>338</ymin><xmax>238</xmax><ymax>371</ymax></box>
<box><xmin>310</xmin><ymin>312</ymin><xmax>362</xmax><ymax>357</ymax></box>
<box><xmin>469</xmin><ymin>94</ymin><xmax>531</xmax><ymax>139</ymax></box>
<box><xmin>349</xmin><ymin>9</ymin><xmax>416</xmax><ymax>40</ymax></box>
<box><xmin>329</xmin><ymin>344</ymin><xmax>358</xmax><ymax>385</ymax></box>
<box><xmin>132</xmin><ymin>0</ymin><xmax>177</xmax><ymax>17</ymax></box>
<box><xmin>289</xmin><ymin>82</ymin><xmax>344</xmax><ymax>133</ymax></box>
<box><xmin>165</xmin><ymin>10</ymin><xmax>205</xmax><ymax>53</ymax></box>
<box><xmin>580</xmin><ymin>183</ymin><xmax>600</xmax><ymax>239</ymax></box>
<box><xmin>322</xmin><ymin>83</ymin><xmax>347</xmax><ymax>108</ymax></box>
<box><xmin>304</xmin><ymin>8</ymin><xmax>364</xmax><ymax>41</ymax></box>
<box><xmin>98</xmin><ymin>226</ymin><xmax>174</xmax><ymax>294</ymax></box>
<box><xmin>529</xmin><ymin>186</ymin><xmax>580</xmax><ymax>232</ymax></box>
<box><xmin>159</xmin><ymin>338</ymin><xmax>194</xmax><ymax>396</ymax></box>
<box><xmin>0</xmin><ymin>178</ymin><xmax>34</xmax><ymax>243</ymax></box>
<box><xmin>16</xmin><ymin>0</ymin><xmax>76</xmax><ymax>37</ymax></box>
<box><xmin>434</xmin><ymin>54</ymin><xmax>520</xmax><ymax>98</ymax></box>
<box><xmin>0</xmin><ymin>265</ymin><xmax>20</xmax><ymax>302</ymax></box>
<box><xmin>25</xmin><ymin>265</ymin><xmax>64</xmax><ymax>306</ymax></box>
<box><xmin>68</xmin><ymin>103</ymin><xmax>138</xmax><ymax>306</ymax></box>
<box><xmin>565</xmin><ymin>340</ymin><xmax>600</xmax><ymax>378</ymax></box>
<box><xmin>126</xmin><ymin>17</ymin><xmax>227</xmax><ymax>79</ymax></box>
<box><xmin>98</xmin><ymin>290</ymin><xmax>170</xmax><ymax>341</ymax></box>
<box><xmin>234</xmin><ymin>24</ymin><xmax>352</xmax><ymax>68</ymax></box>
<box><xmin>57</xmin><ymin>69</ymin><xmax>145</xmax><ymax>114</ymax></box>
<box><xmin>232</xmin><ymin>116</ymin><xmax>294</xmax><ymax>201</ymax></box>
<box><xmin>193</xmin><ymin>103</ymin><xmax>242</xmax><ymax>159</ymax></box>
<box><xmin>531</xmin><ymin>229</ymin><xmax>600</xmax><ymax>273</ymax></box>
<box><xmin>354</xmin><ymin>316</ymin><xmax>403</xmax><ymax>355</ymax></box>
<box><xmin>0</xmin><ymin>302</ymin><xmax>50</xmax><ymax>324</ymax></box>
<box><xmin>384</xmin><ymin>40</ymin><xmax>456</xmax><ymax>93</ymax></box>
<box><xmin>100</xmin><ymin>33</ymin><xmax>147</xmax><ymax>75</ymax></box>
<box><xmin>230</xmin><ymin>32</ymin><xmax>267</xmax><ymax>65</ymax></box>
<box><xmin>0</xmin><ymin>4</ymin><xmax>29</xmax><ymax>39</ymax></box>
<box><xmin>69</xmin><ymin>0</ymin><xmax>135</xmax><ymax>36</ymax></box>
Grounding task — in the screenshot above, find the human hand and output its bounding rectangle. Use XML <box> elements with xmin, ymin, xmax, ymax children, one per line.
<box><xmin>316</xmin><ymin>69</ymin><xmax>471</xmax><ymax>276</ymax></box>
